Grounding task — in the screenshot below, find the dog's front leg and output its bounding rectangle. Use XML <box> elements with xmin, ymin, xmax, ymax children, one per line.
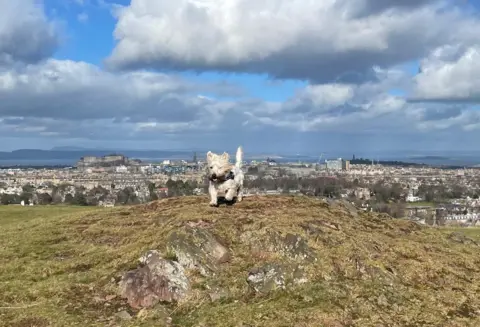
<box><xmin>225</xmin><ymin>188</ymin><xmax>236</xmax><ymax>201</ymax></box>
<box><xmin>208</xmin><ymin>181</ymin><xmax>218</xmax><ymax>206</ymax></box>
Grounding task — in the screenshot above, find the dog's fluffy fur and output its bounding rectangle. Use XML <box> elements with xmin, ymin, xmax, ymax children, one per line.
<box><xmin>206</xmin><ymin>146</ymin><xmax>244</xmax><ymax>206</ymax></box>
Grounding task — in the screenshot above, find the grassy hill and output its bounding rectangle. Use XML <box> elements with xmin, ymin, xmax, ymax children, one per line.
<box><xmin>1</xmin><ymin>196</ymin><xmax>480</xmax><ymax>327</ymax></box>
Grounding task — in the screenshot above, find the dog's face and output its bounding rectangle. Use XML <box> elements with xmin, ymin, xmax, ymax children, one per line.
<box><xmin>206</xmin><ymin>151</ymin><xmax>232</xmax><ymax>182</ymax></box>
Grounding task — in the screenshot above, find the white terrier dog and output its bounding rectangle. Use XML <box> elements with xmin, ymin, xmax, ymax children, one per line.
<box><xmin>206</xmin><ymin>146</ymin><xmax>244</xmax><ymax>206</ymax></box>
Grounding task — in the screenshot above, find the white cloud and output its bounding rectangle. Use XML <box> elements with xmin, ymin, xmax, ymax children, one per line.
<box><xmin>295</xmin><ymin>84</ymin><xmax>355</xmax><ymax>108</ymax></box>
<box><xmin>411</xmin><ymin>45</ymin><xmax>480</xmax><ymax>102</ymax></box>
<box><xmin>414</xmin><ymin>109</ymin><xmax>480</xmax><ymax>131</ymax></box>
<box><xmin>106</xmin><ymin>0</ymin><xmax>480</xmax><ymax>83</ymax></box>
<box><xmin>0</xmin><ymin>0</ymin><xmax>59</xmax><ymax>65</ymax></box>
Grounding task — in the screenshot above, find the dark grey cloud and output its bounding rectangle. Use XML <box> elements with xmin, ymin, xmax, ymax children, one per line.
<box><xmin>350</xmin><ymin>0</ymin><xmax>437</xmax><ymax>17</ymax></box>
<box><xmin>421</xmin><ymin>106</ymin><xmax>464</xmax><ymax>121</ymax></box>
<box><xmin>0</xmin><ymin>59</ymin><xmax>243</xmax><ymax>123</ymax></box>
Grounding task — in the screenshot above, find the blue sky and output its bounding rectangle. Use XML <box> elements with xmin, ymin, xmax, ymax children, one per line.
<box><xmin>47</xmin><ymin>0</ymin><xmax>123</xmax><ymax>64</ymax></box>
<box><xmin>1</xmin><ymin>0</ymin><xmax>480</xmax><ymax>154</ymax></box>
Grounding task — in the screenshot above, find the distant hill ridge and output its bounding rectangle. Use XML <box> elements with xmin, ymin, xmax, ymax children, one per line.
<box><xmin>0</xmin><ymin>148</ymin><xmax>195</xmax><ymax>161</ymax></box>
<box><xmin>0</xmin><ymin>148</ymin><xmax>288</xmax><ymax>163</ymax></box>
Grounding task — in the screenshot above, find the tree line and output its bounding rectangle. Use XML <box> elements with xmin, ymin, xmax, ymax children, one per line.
<box><xmin>1</xmin><ymin>174</ymin><xmax>474</xmax><ymax>220</ymax></box>
<box><xmin>0</xmin><ymin>179</ymin><xmax>202</xmax><ymax>206</ymax></box>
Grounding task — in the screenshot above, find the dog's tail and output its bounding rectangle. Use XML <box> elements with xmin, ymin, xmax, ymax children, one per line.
<box><xmin>235</xmin><ymin>146</ymin><xmax>243</xmax><ymax>169</ymax></box>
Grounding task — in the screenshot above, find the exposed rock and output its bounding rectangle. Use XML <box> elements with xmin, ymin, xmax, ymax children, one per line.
<box><xmin>114</xmin><ymin>310</ymin><xmax>132</xmax><ymax>320</ymax></box>
<box><xmin>136</xmin><ymin>309</ymin><xmax>149</xmax><ymax>319</ymax></box>
<box><xmin>299</xmin><ymin>222</ymin><xmax>324</xmax><ymax>236</ymax></box>
<box><xmin>167</xmin><ymin>226</ymin><xmax>231</xmax><ymax>276</ymax></box>
<box><xmin>352</xmin><ymin>260</ymin><xmax>396</xmax><ymax>285</ymax></box>
<box><xmin>207</xmin><ymin>286</ymin><xmax>230</xmax><ymax>302</ymax></box>
<box><xmin>247</xmin><ymin>263</ymin><xmax>308</xmax><ymax>294</ymax></box>
<box><xmin>241</xmin><ymin>230</ymin><xmax>317</xmax><ymax>262</ymax></box>
<box><xmin>105</xmin><ymin>294</ymin><xmax>116</xmax><ymax>301</ymax></box>
<box><xmin>278</xmin><ymin>233</ymin><xmax>317</xmax><ymax>262</ymax></box>
<box><xmin>301</xmin><ymin>219</ymin><xmax>341</xmax><ymax>233</ymax></box>
<box><xmin>328</xmin><ymin>199</ymin><xmax>359</xmax><ymax>218</ymax></box>
<box><xmin>119</xmin><ymin>250</ymin><xmax>190</xmax><ymax>309</ymax></box>
<box><xmin>136</xmin><ymin>306</ymin><xmax>172</xmax><ymax>325</ymax></box>
<box><xmin>377</xmin><ymin>294</ymin><xmax>389</xmax><ymax>307</ymax></box>
<box><xmin>447</xmin><ymin>232</ymin><xmax>478</xmax><ymax>246</ymax></box>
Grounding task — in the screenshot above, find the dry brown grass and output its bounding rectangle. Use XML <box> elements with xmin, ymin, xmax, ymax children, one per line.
<box><xmin>1</xmin><ymin>196</ymin><xmax>480</xmax><ymax>327</ymax></box>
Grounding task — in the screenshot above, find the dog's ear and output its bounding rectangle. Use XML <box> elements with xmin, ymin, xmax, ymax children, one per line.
<box><xmin>221</xmin><ymin>152</ymin><xmax>229</xmax><ymax>161</ymax></box>
<box><xmin>207</xmin><ymin>151</ymin><xmax>213</xmax><ymax>162</ymax></box>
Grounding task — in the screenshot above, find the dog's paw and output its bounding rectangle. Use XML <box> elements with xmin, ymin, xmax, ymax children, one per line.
<box><xmin>237</xmin><ymin>196</ymin><xmax>243</xmax><ymax>202</ymax></box>
<box><xmin>209</xmin><ymin>201</ymin><xmax>218</xmax><ymax>207</ymax></box>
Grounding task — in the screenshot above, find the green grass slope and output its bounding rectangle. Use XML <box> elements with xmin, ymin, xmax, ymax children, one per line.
<box><xmin>0</xmin><ymin>196</ymin><xmax>479</xmax><ymax>327</ymax></box>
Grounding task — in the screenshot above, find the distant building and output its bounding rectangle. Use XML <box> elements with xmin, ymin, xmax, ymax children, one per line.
<box><xmin>326</xmin><ymin>158</ymin><xmax>350</xmax><ymax>171</ymax></box>
<box><xmin>354</xmin><ymin>187</ymin><xmax>371</xmax><ymax>200</ymax></box>
<box><xmin>76</xmin><ymin>154</ymin><xmax>139</xmax><ymax>169</ymax></box>
<box><xmin>406</xmin><ymin>190</ymin><xmax>423</xmax><ymax>202</ymax></box>
<box><xmin>156</xmin><ymin>187</ymin><xmax>169</xmax><ymax>197</ymax></box>
<box><xmin>316</xmin><ymin>163</ymin><xmax>327</xmax><ymax>170</ymax></box>
<box><xmin>326</xmin><ymin>158</ymin><xmax>342</xmax><ymax>170</ymax></box>
<box><xmin>116</xmin><ymin>165</ymin><xmax>128</xmax><ymax>173</ymax></box>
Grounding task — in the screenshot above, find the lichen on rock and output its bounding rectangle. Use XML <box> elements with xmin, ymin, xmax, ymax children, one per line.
<box><xmin>119</xmin><ymin>250</ymin><xmax>190</xmax><ymax>309</ymax></box>
<box><xmin>167</xmin><ymin>226</ymin><xmax>231</xmax><ymax>276</ymax></box>
<box><xmin>247</xmin><ymin>263</ymin><xmax>308</xmax><ymax>294</ymax></box>
<box><xmin>241</xmin><ymin>229</ymin><xmax>317</xmax><ymax>263</ymax></box>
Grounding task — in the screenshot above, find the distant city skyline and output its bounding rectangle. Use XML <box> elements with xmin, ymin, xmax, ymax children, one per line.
<box><xmin>1</xmin><ymin>145</ymin><xmax>480</xmax><ymax>168</ymax></box>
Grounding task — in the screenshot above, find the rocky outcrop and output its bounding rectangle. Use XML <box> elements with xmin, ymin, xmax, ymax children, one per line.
<box><xmin>119</xmin><ymin>250</ymin><xmax>190</xmax><ymax>309</ymax></box>
<box><xmin>447</xmin><ymin>232</ymin><xmax>479</xmax><ymax>246</ymax></box>
<box><xmin>241</xmin><ymin>229</ymin><xmax>317</xmax><ymax>262</ymax></box>
<box><xmin>247</xmin><ymin>263</ymin><xmax>308</xmax><ymax>294</ymax></box>
<box><xmin>107</xmin><ymin>196</ymin><xmax>480</xmax><ymax>327</ymax></box>
<box><xmin>119</xmin><ymin>225</ymin><xmax>319</xmax><ymax>310</ymax></box>
<box><xmin>118</xmin><ymin>227</ymin><xmax>234</xmax><ymax>309</ymax></box>
<box><xmin>167</xmin><ymin>226</ymin><xmax>231</xmax><ymax>276</ymax></box>
<box><xmin>241</xmin><ymin>230</ymin><xmax>314</xmax><ymax>294</ymax></box>
<box><xmin>327</xmin><ymin>198</ymin><xmax>360</xmax><ymax>219</ymax></box>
